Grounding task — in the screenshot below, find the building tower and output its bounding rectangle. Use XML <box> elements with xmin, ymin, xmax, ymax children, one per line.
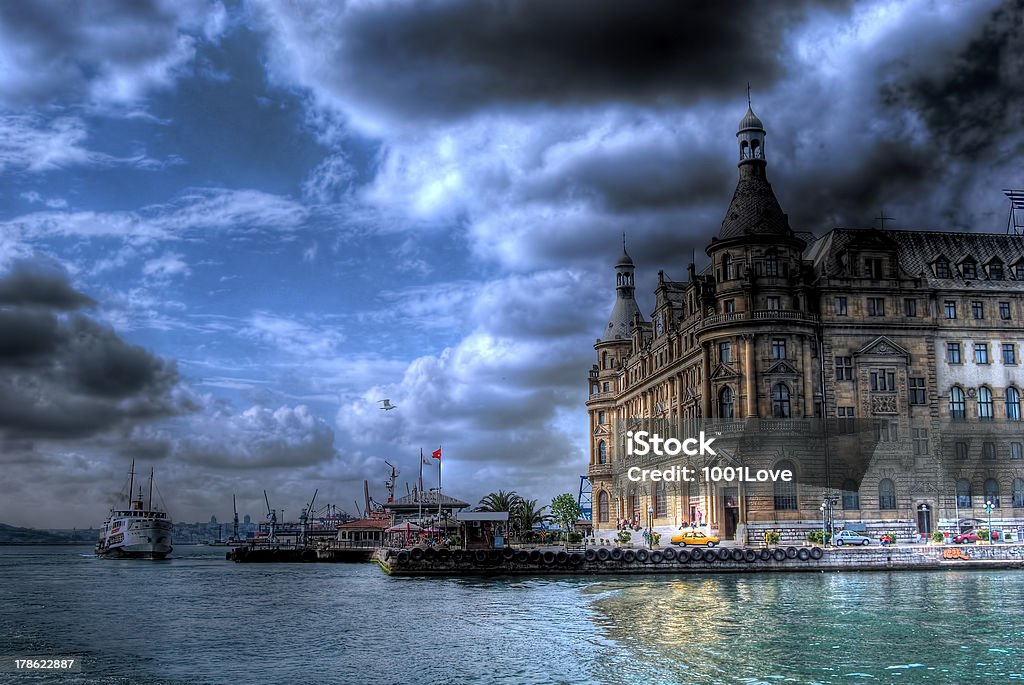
<box><xmin>587</xmin><ymin>241</ymin><xmax>645</xmax><ymax>526</ymax></box>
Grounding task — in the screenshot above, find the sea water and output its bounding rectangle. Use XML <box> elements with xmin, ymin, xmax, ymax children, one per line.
<box><xmin>1</xmin><ymin>546</ymin><xmax>1021</xmax><ymax>684</ymax></box>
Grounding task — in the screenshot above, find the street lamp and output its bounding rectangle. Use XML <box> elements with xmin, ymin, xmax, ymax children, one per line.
<box><xmin>985</xmin><ymin>500</ymin><xmax>994</xmax><ymax>544</ymax></box>
<box><xmin>647</xmin><ymin>505</ymin><xmax>654</xmax><ymax>548</ymax></box>
<box><xmin>819</xmin><ymin>501</ymin><xmax>826</xmax><ymax>546</ymax></box>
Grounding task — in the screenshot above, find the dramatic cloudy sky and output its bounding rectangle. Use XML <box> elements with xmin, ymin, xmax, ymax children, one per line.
<box><xmin>1</xmin><ymin>0</ymin><xmax>1021</xmax><ymax>528</ymax></box>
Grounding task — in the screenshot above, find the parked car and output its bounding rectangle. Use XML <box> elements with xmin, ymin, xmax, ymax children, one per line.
<box><xmin>953</xmin><ymin>529</ymin><xmax>1000</xmax><ymax>544</ymax></box>
<box><xmin>833</xmin><ymin>530</ymin><xmax>872</xmax><ymax>546</ymax></box>
<box><xmin>670</xmin><ymin>531</ymin><xmax>720</xmax><ymax>547</ymax></box>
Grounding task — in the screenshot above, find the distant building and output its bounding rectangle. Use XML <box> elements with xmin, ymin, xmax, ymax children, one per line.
<box><xmin>587</xmin><ymin>104</ymin><xmax>1024</xmax><ymax>543</ymax></box>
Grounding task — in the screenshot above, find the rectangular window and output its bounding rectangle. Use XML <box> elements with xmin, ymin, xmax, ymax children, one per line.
<box><xmin>962</xmin><ymin>262</ymin><xmax>977</xmax><ymax>279</ymax></box>
<box><xmin>982</xmin><ymin>442</ymin><xmax>996</xmax><ymax>460</ymax></box>
<box><xmin>947</xmin><ymin>342</ymin><xmax>961</xmax><ymax>364</ymax></box>
<box><xmin>955</xmin><ymin>441</ymin><xmax>968</xmax><ymax>460</ymax></box>
<box><xmin>870</xmin><ymin>369</ymin><xmax>896</xmax><ymax>392</ymax></box>
<box><xmin>838</xmin><ymin>406</ymin><xmax>855</xmax><ymax>433</ymax></box>
<box><xmin>867</xmin><ymin>297</ymin><xmax>885</xmax><ymax>316</ymax></box>
<box><xmin>1000</xmin><ymin>302</ymin><xmax>1011</xmax><ymax>320</ymax></box>
<box><xmin>1003</xmin><ymin>343</ymin><xmax>1016</xmax><ymax>365</ymax></box>
<box><xmin>719</xmin><ymin>342</ymin><xmax>731</xmax><ymax>364</ymax></box>
<box><xmin>1017</xmin><ymin>263</ymin><xmax>1024</xmax><ymax>281</ymax></box>
<box><xmin>909</xmin><ymin>377</ymin><xmax>926</xmax><ymax>404</ymax></box>
<box><xmin>904</xmin><ymin>298</ymin><xmax>917</xmax><ymax>317</ymax></box>
<box><xmin>835</xmin><ymin>356</ymin><xmax>853</xmax><ymax>380</ymax></box>
<box><xmin>990</xmin><ymin>263</ymin><xmax>1004</xmax><ymax>280</ymax></box>
<box><xmin>975</xmin><ymin>343</ymin><xmax>989</xmax><ymax>365</ymax></box>
<box><xmin>771</xmin><ymin>339</ymin><xmax>786</xmax><ymax>360</ymax></box>
<box><xmin>767</xmin><ymin>296</ymin><xmax>781</xmax><ymax>310</ymax></box>
<box><xmin>866</xmin><ymin>258</ymin><xmax>884</xmax><ymax>279</ymax></box>
<box><xmin>944</xmin><ymin>301</ymin><xmax>957</xmax><ymax>319</ymax></box>
<box><xmin>972</xmin><ymin>301</ymin><xmax>984</xmax><ymax>319</ymax></box>
<box><xmin>913</xmin><ymin>428</ymin><xmax>928</xmax><ymax>456</ymax></box>
<box><xmin>764</xmin><ymin>255</ymin><xmax>778</xmax><ymax>277</ymax></box>
<box><xmin>873</xmin><ymin>421</ymin><xmax>898</xmax><ymax>442</ymax></box>
<box><xmin>1012</xmin><ymin>442</ymin><xmax>1023</xmax><ymax>460</ymax></box>
<box><xmin>835</xmin><ymin>297</ymin><xmax>848</xmax><ymax>316</ymax></box>
<box><xmin>597</xmin><ymin>411</ymin><xmax>606</xmax><ymax>425</ymax></box>
<box><xmin>935</xmin><ymin>261</ymin><xmax>951</xmax><ymax>278</ymax></box>
<box><xmin>724</xmin><ymin>299</ymin><xmax>735</xmax><ymax>314</ymax></box>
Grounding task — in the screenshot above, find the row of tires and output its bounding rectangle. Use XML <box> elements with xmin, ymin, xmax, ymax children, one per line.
<box><xmin>389</xmin><ymin>545</ymin><xmax>825</xmax><ymax>567</ymax></box>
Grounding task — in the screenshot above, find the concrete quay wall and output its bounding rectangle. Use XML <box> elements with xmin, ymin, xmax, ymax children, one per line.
<box><xmin>376</xmin><ymin>544</ymin><xmax>1024</xmax><ymax>576</ymax></box>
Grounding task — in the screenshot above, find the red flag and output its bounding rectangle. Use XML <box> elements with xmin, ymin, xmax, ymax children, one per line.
<box><xmin>431</xmin><ymin>448</ymin><xmax>442</xmax><ymax>460</ymax></box>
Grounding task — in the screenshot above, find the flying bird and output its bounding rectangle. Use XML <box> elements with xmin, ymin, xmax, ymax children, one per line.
<box><xmin>378</xmin><ymin>399</ymin><xmax>396</xmax><ymax>411</ymax></box>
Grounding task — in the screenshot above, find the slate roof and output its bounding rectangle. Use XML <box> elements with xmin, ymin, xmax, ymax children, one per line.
<box><xmin>718</xmin><ymin>174</ymin><xmax>794</xmax><ymax>241</ymax></box>
<box><xmin>384</xmin><ymin>491</ymin><xmax>470</xmax><ymax>510</ymax></box>
<box><xmin>807</xmin><ymin>227</ymin><xmax>1024</xmax><ymax>291</ymax></box>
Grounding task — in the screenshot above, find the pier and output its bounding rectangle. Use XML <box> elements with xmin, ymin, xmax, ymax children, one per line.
<box><xmin>375</xmin><ymin>543</ymin><xmax>1024</xmax><ymax>576</ymax></box>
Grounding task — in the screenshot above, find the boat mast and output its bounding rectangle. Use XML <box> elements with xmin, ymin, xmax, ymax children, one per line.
<box><xmin>232</xmin><ymin>494</ymin><xmax>239</xmax><ymax>541</ymax></box>
<box><xmin>149</xmin><ymin>468</ymin><xmax>154</xmax><ymax>511</ymax></box>
<box><xmin>127</xmin><ymin>460</ymin><xmax>135</xmax><ymax>509</ymax></box>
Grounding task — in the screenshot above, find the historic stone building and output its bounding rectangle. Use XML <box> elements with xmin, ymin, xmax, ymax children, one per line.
<box><xmin>587</xmin><ymin>104</ymin><xmax>1024</xmax><ymax>544</ymax></box>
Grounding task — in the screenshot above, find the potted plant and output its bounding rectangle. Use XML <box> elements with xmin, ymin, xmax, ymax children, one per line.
<box><xmin>930</xmin><ymin>530</ymin><xmax>945</xmax><ymax>545</ymax></box>
<box><xmin>616</xmin><ymin>530</ymin><xmax>632</xmax><ymax>546</ymax></box>
<box><xmin>764</xmin><ymin>530</ymin><xmax>781</xmax><ymax>547</ymax></box>
<box><xmin>651</xmin><ymin>532</ymin><xmax>661</xmax><ymax>548</ymax></box>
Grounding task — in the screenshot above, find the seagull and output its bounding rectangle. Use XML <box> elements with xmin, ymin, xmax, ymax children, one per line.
<box><xmin>378</xmin><ymin>399</ymin><xmax>397</xmax><ymax>411</ymax></box>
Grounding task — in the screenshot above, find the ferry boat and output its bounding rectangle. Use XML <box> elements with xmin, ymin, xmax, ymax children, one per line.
<box><xmin>96</xmin><ymin>461</ymin><xmax>173</xmax><ymax>559</ymax></box>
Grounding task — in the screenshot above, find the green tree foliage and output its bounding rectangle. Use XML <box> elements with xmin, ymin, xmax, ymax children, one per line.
<box><xmin>477</xmin><ymin>490</ymin><xmax>522</xmax><ymax>513</ymax></box>
<box><xmin>550</xmin><ymin>493</ymin><xmax>582</xmax><ymax>533</ymax></box>
<box><xmin>512</xmin><ymin>498</ymin><xmax>547</xmax><ymax>535</ymax></box>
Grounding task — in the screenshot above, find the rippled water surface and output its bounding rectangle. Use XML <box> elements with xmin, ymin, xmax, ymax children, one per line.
<box><xmin>1</xmin><ymin>546</ymin><xmax>1022</xmax><ymax>684</ymax></box>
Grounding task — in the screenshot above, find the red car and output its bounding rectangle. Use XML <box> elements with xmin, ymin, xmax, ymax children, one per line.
<box><xmin>953</xmin><ymin>530</ymin><xmax>999</xmax><ymax>544</ymax></box>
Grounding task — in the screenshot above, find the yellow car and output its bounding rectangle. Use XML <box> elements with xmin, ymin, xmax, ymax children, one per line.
<box><xmin>670</xmin><ymin>530</ymin><xmax>721</xmax><ymax>547</ymax></box>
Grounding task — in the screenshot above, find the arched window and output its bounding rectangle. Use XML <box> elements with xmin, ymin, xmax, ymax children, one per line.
<box><xmin>772</xmin><ymin>383</ymin><xmax>791</xmax><ymax>418</ymax></box>
<box><xmin>984</xmin><ymin>479</ymin><xmax>1000</xmax><ymax>508</ymax></box>
<box><xmin>956</xmin><ymin>479</ymin><xmax>972</xmax><ymax>509</ymax></box>
<box><xmin>597</xmin><ymin>491</ymin><xmax>609</xmax><ymax>523</ymax></box>
<box><xmin>773</xmin><ymin>460</ymin><xmax>797</xmax><ymax>510</ymax></box>
<box><xmin>722</xmin><ymin>254</ymin><xmax>732</xmax><ymax>280</ymax></box>
<box><xmin>978</xmin><ymin>386</ymin><xmax>994</xmax><ymax>420</ymax></box>
<box><xmin>949</xmin><ymin>387</ymin><xmax>966</xmax><ymax>420</ymax></box>
<box><xmin>1007</xmin><ymin>387</ymin><xmax>1021</xmax><ymax>421</ymax></box>
<box><xmin>878</xmin><ymin>479</ymin><xmax>896</xmax><ymax>510</ymax></box>
<box><xmin>597</xmin><ymin>440</ymin><xmax>607</xmax><ymax>464</ymax></box>
<box><xmin>1012</xmin><ymin>479</ymin><xmax>1024</xmax><ymax>508</ymax></box>
<box><xmin>740</xmin><ymin>140</ymin><xmax>750</xmax><ymax>159</ymax></box>
<box><xmin>720</xmin><ymin>386</ymin><xmax>734</xmax><ymax>419</ymax></box>
<box><xmin>629</xmin><ymin>489</ymin><xmax>639</xmax><ymax>521</ymax></box>
<box><xmin>654</xmin><ymin>481</ymin><xmax>668</xmax><ymax>519</ymax></box>
<box><xmin>751</xmin><ymin>139</ymin><xmax>762</xmax><ymax>158</ymax></box>
<box><xmin>842</xmin><ymin>479</ymin><xmax>860</xmax><ymax>510</ymax></box>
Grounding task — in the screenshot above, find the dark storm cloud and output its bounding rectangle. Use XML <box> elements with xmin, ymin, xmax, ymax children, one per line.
<box><xmin>0</xmin><ymin>267</ymin><xmax>186</xmax><ymax>439</ymax></box>
<box><xmin>265</xmin><ymin>0</ymin><xmax>850</xmax><ymax>122</ymax></box>
<box><xmin>0</xmin><ymin>265</ymin><xmax>95</xmax><ymax>310</ymax></box>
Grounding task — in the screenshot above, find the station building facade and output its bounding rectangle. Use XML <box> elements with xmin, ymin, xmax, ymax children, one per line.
<box><xmin>586</xmin><ymin>105</ymin><xmax>1024</xmax><ymax>543</ymax></box>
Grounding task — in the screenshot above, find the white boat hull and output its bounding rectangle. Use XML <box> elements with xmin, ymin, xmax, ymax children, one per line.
<box><xmin>97</xmin><ymin>519</ymin><xmax>173</xmax><ymax>560</ymax></box>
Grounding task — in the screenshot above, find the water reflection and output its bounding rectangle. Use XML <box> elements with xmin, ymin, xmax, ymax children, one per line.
<box><xmin>587</xmin><ymin>571</ymin><xmax>1024</xmax><ymax>684</ymax></box>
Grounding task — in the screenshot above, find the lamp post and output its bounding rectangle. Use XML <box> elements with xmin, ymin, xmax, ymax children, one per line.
<box><xmin>985</xmin><ymin>500</ymin><xmax>994</xmax><ymax>544</ymax></box>
<box><xmin>820</xmin><ymin>501</ymin><xmax>826</xmax><ymax>546</ymax></box>
<box><xmin>647</xmin><ymin>505</ymin><xmax>654</xmax><ymax>549</ymax></box>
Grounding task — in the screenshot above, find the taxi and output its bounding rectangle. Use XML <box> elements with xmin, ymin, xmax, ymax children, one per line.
<box><xmin>670</xmin><ymin>530</ymin><xmax>721</xmax><ymax>547</ymax></box>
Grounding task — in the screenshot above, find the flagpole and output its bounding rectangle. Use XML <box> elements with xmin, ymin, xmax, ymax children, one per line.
<box><xmin>418</xmin><ymin>448</ymin><xmax>423</xmax><ymax>523</ymax></box>
<box><xmin>437</xmin><ymin>445</ymin><xmax>442</xmax><ymax>524</ymax></box>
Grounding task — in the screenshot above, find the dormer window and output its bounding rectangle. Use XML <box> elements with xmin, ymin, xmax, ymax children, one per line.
<box><xmin>961</xmin><ymin>259</ymin><xmax>977</xmax><ymax>280</ymax></box>
<box><xmin>988</xmin><ymin>260</ymin><xmax>1004</xmax><ymax>280</ymax></box>
<box><xmin>1015</xmin><ymin>261</ymin><xmax>1024</xmax><ymax>280</ymax></box>
<box><xmin>934</xmin><ymin>259</ymin><xmax>950</xmax><ymax>278</ymax></box>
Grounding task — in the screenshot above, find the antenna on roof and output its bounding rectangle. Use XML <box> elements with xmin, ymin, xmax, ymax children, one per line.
<box><xmin>1004</xmin><ymin>189</ymin><xmax>1024</xmax><ymax>235</ymax></box>
<box><xmin>746</xmin><ymin>82</ymin><xmax>751</xmax><ymax>107</ymax></box>
<box><xmin>875</xmin><ymin>210</ymin><xmax>894</xmax><ymax>229</ymax></box>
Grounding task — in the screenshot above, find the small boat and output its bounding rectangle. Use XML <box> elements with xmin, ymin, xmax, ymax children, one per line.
<box><xmin>96</xmin><ymin>461</ymin><xmax>173</xmax><ymax>560</ymax></box>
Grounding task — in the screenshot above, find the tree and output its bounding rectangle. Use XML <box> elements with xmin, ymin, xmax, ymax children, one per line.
<box><xmin>512</xmin><ymin>498</ymin><xmax>547</xmax><ymax>536</ymax></box>
<box><xmin>477</xmin><ymin>490</ymin><xmax>522</xmax><ymax>513</ymax></box>
<box><xmin>550</xmin><ymin>493</ymin><xmax>582</xmax><ymax>535</ymax></box>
